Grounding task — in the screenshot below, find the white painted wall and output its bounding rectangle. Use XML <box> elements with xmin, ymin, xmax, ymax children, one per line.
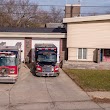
<box><xmin>32</xmin><ymin>38</ymin><xmax>60</xmax><ymax>63</ymax></box>
<box><xmin>0</xmin><ymin>38</ymin><xmax>24</xmax><ymax>61</ymax></box>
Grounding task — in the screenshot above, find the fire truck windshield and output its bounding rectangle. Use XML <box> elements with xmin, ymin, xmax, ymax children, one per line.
<box><xmin>37</xmin><ymin>54</ymin><xmax>57</xmax><ymax>62</ymax></box>
<box><xmin>0</xmin><ymin>55</ymin><xmax>17</xmax><ymax>66</ymax></box>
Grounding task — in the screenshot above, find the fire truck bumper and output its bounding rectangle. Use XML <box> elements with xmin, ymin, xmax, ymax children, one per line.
<box><xmin>0</xmin><ymin>77</ymin><xmax>16</xmax><ymax>83</ymax></box>
<box><xmin>36</xmin><ymin>72</ymin><xmax>59</xmax><ymax>77</ymax></box>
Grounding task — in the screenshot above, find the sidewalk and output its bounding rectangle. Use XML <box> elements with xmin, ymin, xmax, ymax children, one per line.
<box><xmin>87</xmin><ymin>92</ymin><xmax>110</xmax><ymax>110</ymax></box>
<box><xmin>87</xmin><ymin>92</ymin><xmax>110</xmax><ymax>99</ymax></box>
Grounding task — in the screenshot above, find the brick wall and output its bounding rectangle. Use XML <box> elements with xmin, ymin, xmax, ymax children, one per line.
<box><xmin>24</xmin><ymin>37</ymin><xmax>32</xmax><ymax>63</ymax></box>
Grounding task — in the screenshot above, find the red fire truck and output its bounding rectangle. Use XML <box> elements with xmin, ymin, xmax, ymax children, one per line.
<box><xmin>0</xmin><ymin>42</ymin><xmax>22</xmax><ymax>83</ymax></box>
<box><xmin>34</xmin><ymin>44</ymin><xmax>59</xmax><ymax>77</ymax></box>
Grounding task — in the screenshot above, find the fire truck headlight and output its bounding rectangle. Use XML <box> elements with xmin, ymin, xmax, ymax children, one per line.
<box><xmin>10</xmin><ymin>69</ymin><xmax>15</xmax><ymax>74</ymax></box>
<box><xmin>54</xmin><ymin>66</ymin><xmax>59</xmax><ymax>72</ymax></box>
<box><xmin>55</xmin><ymin>68</ymin><xmax>59</xmax><ymax>71</ymax></box>
<box><xmin>36</xmin><ymin>65</ymin><xmax>42</xmax><ymax>72</ymax></box>
<box><xmin>37</xmin><ymin>68</ymin><xmax>41</xmax><ymax>71</ymax></box>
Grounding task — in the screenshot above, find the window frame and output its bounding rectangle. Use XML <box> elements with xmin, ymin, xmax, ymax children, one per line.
<box><xmin>77</xmin><ymin>48</ymin><xmax>87</xmax><ymax>60</ymax></box>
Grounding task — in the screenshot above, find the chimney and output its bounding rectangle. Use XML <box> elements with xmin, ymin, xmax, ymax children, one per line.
<box><xmin>65</xmin><ymin>4</ymin><xmax>72</xmax><ymax>18</ymax></box>
<box><xmin>72</xmin><ymin>4</ymin><xmax>80</xmax><ymax>17</ymax></box>
<box><xmin>65</xmin><ymin>4</ymin><xmax>80</xmax><ymax>18</ymax></box>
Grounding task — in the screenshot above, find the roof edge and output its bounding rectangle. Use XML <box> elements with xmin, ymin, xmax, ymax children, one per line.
<box><xmin>63</xmin><ymin>14</ymin><xmax>110</xmax><ymax>23</ymax></box>
<box><xmin>0</xmin><ymin>32</ymin><xmax>67</xmax><ymax>38</ymax></box>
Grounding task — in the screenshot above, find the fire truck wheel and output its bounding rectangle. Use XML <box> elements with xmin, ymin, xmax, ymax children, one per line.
<box><xmin>36</xmin><ymin>74</ymin><xmax>41</xmax><ymax>77</ymax></box>
<box><xmin>33</xmin><ymin>72</ymin><xmax>36</xmax><ymax>76</ymax></box>
<box><xmin>55</xmin><ymin>73</ymin><xmax>59</xmax><ymax>77</ymax></box>
<box><xmin>31</xmin><ymin>71</ymin><xmax>36</xmax><ymax>76</ymax></box>
<box><xmin>30</xmin><ymin>67</ymin><xmax>36</xmax><ymax>76</ymax></box>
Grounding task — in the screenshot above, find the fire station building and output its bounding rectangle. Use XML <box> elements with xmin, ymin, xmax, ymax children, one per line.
<box><xmin>63</xmin><ymin>15</ymin><xmax>110</xmax><ymax>63</ymax></box>
<box><xmin>0</xmin><ymin>27</ymin><xmax>67</xmax><ymax>63</ymax></box>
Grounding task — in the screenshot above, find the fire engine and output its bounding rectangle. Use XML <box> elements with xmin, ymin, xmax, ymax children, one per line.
<box><xmin>34</xmin><ymin>44</ymin><xmax>59</xmax><ymax>77</ymax></box>
<box><xmin>0</xmin><ymin>42</ymin><xmax>22</xmax><ymax>83</ymax></box>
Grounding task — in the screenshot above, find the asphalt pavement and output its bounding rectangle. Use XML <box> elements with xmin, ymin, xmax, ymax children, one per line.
<box><xmin>0</xmin><ymin>63</ymin><xmax>109</xmax><ymax>110</ymax></box>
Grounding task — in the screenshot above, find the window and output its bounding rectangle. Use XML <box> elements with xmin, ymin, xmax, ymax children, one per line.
<box><xmin>78</xmin><ymin>48</ymin><xmax>87</xmax><ymax>59</ymax></box>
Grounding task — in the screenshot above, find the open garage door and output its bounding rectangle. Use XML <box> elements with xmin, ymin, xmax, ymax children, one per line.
<box><xmin>0</xmin><ymin>38</ymin><xmax>24</xmax><ymax>62</ymax></box>
<box><xmin>32</xmin><ymin>38</ymin><xmax>60</xmax><ymax>63</ymax></box>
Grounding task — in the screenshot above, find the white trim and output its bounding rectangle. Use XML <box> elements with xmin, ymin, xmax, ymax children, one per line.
<box><xmin>63</xmin><ymin>14</ymin><xmax>110</xmax><ymax>23</ymax></box>
<box><xmin>0</xmin><ymin>32</ymin><xmax>66</xmax><ymax>38</ymax></box>
<box><xmin>77</xmin><ymin>48</ymin><xmax>78</xmax><ymax>60</ymax></box>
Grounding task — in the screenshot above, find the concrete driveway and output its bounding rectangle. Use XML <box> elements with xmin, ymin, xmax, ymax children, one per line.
<box><xmin>0</xmin><ymin>63</ymin><xmax>104</xmax><ymax>110</ymax></box>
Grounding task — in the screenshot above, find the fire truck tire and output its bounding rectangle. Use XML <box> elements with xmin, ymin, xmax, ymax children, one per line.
<box><xmin>30</xmin><ymin>67</ymin><xmax>36</xmax><ymax>76</ymax></box>
<box><xmin>11</xmin><ymin>82</ymin><xmax>16</xmax><ymax>84</ymax></box>
<box><xmin>33</xmin><ymin>72</ymin><xmax>36</xmax><ymax>76</ymax></box>
<box><xmin>36</xmin><ymin>74</ymin><xmax>41</xmax><ymax>77</ymax></box>
<box><xmin>55</xmin><ymin>73</ymin><xmax>59</xmax><ymax>77</ymax></box>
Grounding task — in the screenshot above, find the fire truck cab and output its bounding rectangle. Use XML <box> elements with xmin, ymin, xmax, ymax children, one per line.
<box><xmin>34</xmin><ymin>44</ymin><xmax>59</xmax><ymax>77</ymax></box>
<box><xmin>0</xmin><ymin>42</ymin><xmax>22</xmax><ymax>83</ymax></box>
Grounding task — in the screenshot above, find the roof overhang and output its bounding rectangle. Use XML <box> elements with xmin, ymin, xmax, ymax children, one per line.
<box><xmin>63</xmin><ymin>14</ymin><xmax>110</xmax><ymax>23</ymax></box>
<box><xmin>0</xmin><ymin>32</ymin><xmax>66</xmax><ymax>38</ymax></box>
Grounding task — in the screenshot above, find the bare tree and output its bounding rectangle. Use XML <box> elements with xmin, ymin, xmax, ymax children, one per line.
<box><xmin>0</xmin><ymin>0</ymin><xmax>13</xmax><ymax>27</ymax></box>
<box><xmin>34</xmin><ymin>6</ymin><xmax>63</xmax><ymax>24</ymax></box>
<box><xmin>34</xmin><ymin>9</ymin><xmax>51</xmax><ymax>24</ymax></box>
<box><xmin>0</xmin><ymin>0</ymin><xmax>64</xmax><ymax>27</ymax></box>
<box><xmin>14</xmin><ymin>0</ymin><xmax>38</xmax><ymax>27</ymax></box>
<box><xmin>0</xmin><ymin>12</ymin><xmax>13</xmax><ymax>27</ymax></box>
<box><xmin>49</xmin><ymin>6</ymin><xmax>64</xmax><ymax>23</ymax></box>
<box><xmin>0</xmin><ymin>0</ymin><xmax>38</xmax><ymax>27</ymax></box>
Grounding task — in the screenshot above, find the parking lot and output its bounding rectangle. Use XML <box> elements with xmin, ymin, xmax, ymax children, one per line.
<box><xmin>0</xmin><ymin>63</ymin><xmax>102</xmax><ymax>110</ymax></box>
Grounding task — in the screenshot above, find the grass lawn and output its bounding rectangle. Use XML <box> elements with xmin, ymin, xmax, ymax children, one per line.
<box><xmin>63</xmin><ymin>69</ymin><xmax>110</xmax><ymax>91</ymax></box>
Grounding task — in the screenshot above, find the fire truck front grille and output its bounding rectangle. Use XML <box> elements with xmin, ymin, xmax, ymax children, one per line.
<box><xmin>42</xmin><ymin>66</ymin><xmax>52</xmax><ymax>72</ymax></box>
